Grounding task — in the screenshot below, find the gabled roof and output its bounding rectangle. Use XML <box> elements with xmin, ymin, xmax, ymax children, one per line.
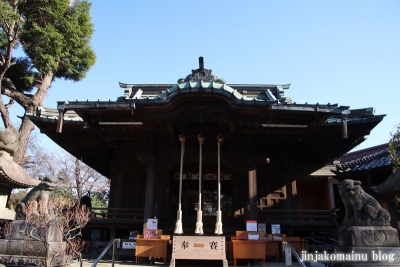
<box><xmin>32</xmin><ymin>58</ymin><xmax>382</xmax><ymax>128</ymax></box>
<box><xmin>118</xmin><ymin>81</ymin><xmax>292</xmax><ymax>105</ymax></box>
<box><xmin>25</xmin><ymin>58</ymin><xmax>385</xmax><ymax>177</ymax></box>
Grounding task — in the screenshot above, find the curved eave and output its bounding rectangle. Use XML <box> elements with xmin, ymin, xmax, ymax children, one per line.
<box><xmin>0</xmin><ymin>157</ymin><xmax>39</xmax><ymax>188</ymax></box>
<box><xmin>118</xmin><ymin>82</ymin><xmax>291</xmax><ymax>90</ymax></box>
<box><xmin>60</xmin><ymin>89</ymin><xmax>341</xmax><ymax>115</ymax></box>
<box><xmin>371</xmin><ymin>171</ymin><xmax>400</xmax><ymax>195</ymax></box>
<box><xmin>294</xmin><ymin>114</ymin><xmax>385</xmax><ymax>164</ymax></box>
<box><xmin>117</xmin><ymin>81</ymin><xmax>293</xmax><ymax>105</ymax></box>
<box><xmin>323</xmin><ymin>114</ymin><xmax>386</xmax><ymax>126</ymax></box>
<box><xmin>27</xmin><ymin>114</ymin><xmax>111</xmax><ymax>178</ymax></box>
<box><xmin>0</xmin><ymin>172</ymin><xmax>36</xmax><ymax>188</ymax></box>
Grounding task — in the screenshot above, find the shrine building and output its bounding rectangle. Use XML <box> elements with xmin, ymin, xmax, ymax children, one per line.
<box><xmin>27</xmin><ymin>58</ymin><xmax>385</xmax><ymax>239</ymax></box>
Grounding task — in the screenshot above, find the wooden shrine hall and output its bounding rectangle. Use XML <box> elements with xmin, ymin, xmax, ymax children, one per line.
<box><xmin>27</xmin><ymin>57</ymin><xmax>385</xmax><ymax>239</ymax></box>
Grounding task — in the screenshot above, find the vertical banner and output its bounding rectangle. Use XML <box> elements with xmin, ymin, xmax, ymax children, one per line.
<box><xmin>285</xmin><ymin>247</ymin><xmax>292</xmax><ymax>266</ymax></box>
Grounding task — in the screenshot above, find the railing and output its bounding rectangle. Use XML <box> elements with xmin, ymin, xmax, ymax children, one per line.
<box><xmin>303</xmin><ymin>236</ymin><xmax>338</xmax><ymax>251</ymax></box>
<box><xmin>91</xmin><ymin>238</ymin><xmax>120</xmax><ymax>267</ymax></box>
<box><xmin>282</xmin><ymin>241</ymin><xmax>307</xmax><ymax>267</ymax></box>
<box><xmin>89</xmin><ymin>207</ymin><xmax>144</xmax><ymax>221</ymax></box>
<box><xmin>257</xmin><ymin>208</ymin><xmax>339</xmax><ymax>225</ymax></box>
<box><xmin>302</xmin><ymin>236</ymin><xmax>338</xmax><ymax>267</ymax></box>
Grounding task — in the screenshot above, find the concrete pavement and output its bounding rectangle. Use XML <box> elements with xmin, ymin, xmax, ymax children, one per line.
<box><xmin>80</xmin><ymin>245</ymin><xmax>325</xmax><ymax>267</ymax></box>
<box><xmin>79</xmin><ymin>258</ymin><xmax>325</xmax><ymax>267</ymax></box>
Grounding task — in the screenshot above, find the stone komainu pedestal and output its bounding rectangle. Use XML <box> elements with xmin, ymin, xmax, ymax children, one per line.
<box><xmin>0</xmin><ymin>221</ymin><xmax>67</xmax><ymax>267</ymax></box>
<box><xmin>331</xmin><ymin>227</ymin><xmax>400</xmax><ymax>267</ymax></box>
<box><xmin>331</xmin><ymin>180</ymin><xmax>400</xmax><ymax>266</ymax></box>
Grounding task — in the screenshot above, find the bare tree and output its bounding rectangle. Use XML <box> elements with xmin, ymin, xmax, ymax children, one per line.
<box><xmin>19</xmin><ymin>135</ymin><xmax>109</xmax><ymax>203</ymax></box>
<box><xmin>20</xmin><ymin>134</ymin><xmax>61</xmax><ymax>179</ymax></box>
<box><xmin>7</xmin><ymin>198</ymin><xmax>91</xmax><ymax>267</ymax></box>
<box><xmin>56</xmin><ymin>152</ymin><xmax>109</xmax><ymax>202</ymax></box>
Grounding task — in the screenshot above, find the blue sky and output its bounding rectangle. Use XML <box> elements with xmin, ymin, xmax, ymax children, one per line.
<box><xmin>9</xmin><ymin>0</ymin><xmax>400</xmax><ymax>153</ymax></box>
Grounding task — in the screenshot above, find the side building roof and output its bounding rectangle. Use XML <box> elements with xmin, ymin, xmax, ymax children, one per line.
<box><xmin>334</xmin><ymin>143</ymin><xmax>400</xmax><ymax>195</ymax></box>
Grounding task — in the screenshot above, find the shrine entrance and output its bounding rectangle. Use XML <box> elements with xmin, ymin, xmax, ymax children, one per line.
<box><xmin>170</xmin><ymin>161</ymin><xmax>233</xmax><ymax>223</ymax></box>
<box><xmin>171</xmin><ymin>178</ymin><xmax>233</xmax><ymax>218</ymax></box>
<box><xmin>26</xmin><ymin>57</ymin><xmax>386</xmax><ymax>239</ymax></box>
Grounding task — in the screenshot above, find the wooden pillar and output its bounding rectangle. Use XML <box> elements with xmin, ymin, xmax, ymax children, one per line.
<box><xmin>111</xmin><ymin>171</ymin><xmax>124</xmax><ymax>208</ymax></box>
<box><xmin>143</xmin><ymin>157</ymin><xmax>155</xmax><ymax>233</ymax></box>
<box><xmin>284</xmin><ymin>172</ymin><xmax>293</xmax><ymax>210</ymax></box>
<box><xmin>248</xmin><ymin>168</ymin><xmax>258</xmax><ymax>220</ymax></box>
<box><xmin>108</xmin><ymin>146</ymin><xmax>122</xmax><ymax>209</ymax></box>
<box><xmin>107</xmin><ymin>146</ymin><xmax>120</xmax><ymax>239</ymax></box>
<box><xmin>283</xmin><ymin>158</ymin><xmax>296</xmax><ymax>236</ymax></box>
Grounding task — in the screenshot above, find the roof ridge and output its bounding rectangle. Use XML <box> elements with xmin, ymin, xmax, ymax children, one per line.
<box><xmin>335</xmin><ymin>148</ymin><xmax>389</xmax><ymax>172</ymax></box>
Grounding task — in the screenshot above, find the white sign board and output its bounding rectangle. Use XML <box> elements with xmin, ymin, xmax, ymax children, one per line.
<box><xmin>147</xmin><ymin>218</ymin><xmax>158</xmax><ymax>230</ymax></box>
<box><xmin>122</xmin><ymin>242</ymin><xmax>136</xmax><ymax>249</ymax></box>
<box><xmin>271</xmin><ymin>224</ymin><xmax>281</xmax><ymax>234</ymax></box>
<box><xmin>246</xmin><ymin>220</ymin><xmax>257</xmax><ymax>231</ymax></box>
<box><xmin>258</xmin><ymin>223</ymin><xmax>266</xmax><ymax>234</ymax></box>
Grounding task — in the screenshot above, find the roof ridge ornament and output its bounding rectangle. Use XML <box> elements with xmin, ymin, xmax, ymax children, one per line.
<box><xmin>178</xmin><ymin>57</ymin><xmax>226</xmax><ymax>84</ymax></box>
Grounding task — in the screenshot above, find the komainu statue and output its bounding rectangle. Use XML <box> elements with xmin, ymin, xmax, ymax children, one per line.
<box><xmin>15</xmin><ymin>176</ymin><xmax>58</xmax><ymax>220</ymax></box>
<box><xmin>337</xmin><ymin>179</ymin><xmax>390</xmax><ymax>226</ymax></box>
<box><xmin>0</xmin><ymin>128</ymin><xmax>19</xmax><ymax>157</ymax></box>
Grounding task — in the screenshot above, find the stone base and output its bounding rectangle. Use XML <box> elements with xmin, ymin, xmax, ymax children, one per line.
<box><xmin>6</xmin><ymin>220</ymin><xmax>63</xmax><ymax>242</ymax></box>
<box><xmin>339</xmin><ymin>226</ymin><xmax>399</xmax><ymax>247</ymax></box>
<box><xmin>0</xmin><ymin>221</ymin><xmax>68</xmax><ymax>266</ymax></box>
<box><xmin>0</xmin><ymin>255</ymin><xmax>42</xmax><ymax>266</ymax></box>
<box><xmin>0</xmin><ymin>208</ymin><xmax>15</xmax><ymax>221</ymax></box>
<box><xmin>0</xmin><ymin>240</ymin><xmax>66</xmax><ymax>266</ymax></box>
<box><xmin>328</xmin><ymin>246</ymin><xmax>400</xmax><ymax>267</ymax></box>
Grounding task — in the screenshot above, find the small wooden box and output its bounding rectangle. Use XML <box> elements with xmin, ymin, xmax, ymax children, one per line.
<box><xmin>247</xmin><ymin>231</ymin><xmax>260</xmax><ymax>240</ymax></box>
<box><xmin>247</xmin><ymin>231</ymin><xmax>265</xmax><ymax>240</ymax></box>
<box><xmin>268</xmin><ymin>233</ymin><xmax>286</xmax><ymax>241</ymax></box>
<box><xmin>236</xmin><ymin>231</ymin><xmax>248</xmax><ymax>240</ymax></box>
<box><xmin>144</xmin><ymin>229</ymin><xmax>163</xmax><ymax>239</ymax></box>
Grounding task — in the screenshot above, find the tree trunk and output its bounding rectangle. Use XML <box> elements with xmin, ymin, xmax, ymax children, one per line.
<box><xmin>13</xmin><ymin>116</ymin><xmax>35</xmax><ymax>164</ymax></box>
<box><xmin>75</xmin><ymin>158</ymin><xmax>82</xmax><ymax>201</ymax></box>
<box><xmin>12</xmin><ymin>73</ymin><xmax>53</xmax><ymax>164</ymax></box>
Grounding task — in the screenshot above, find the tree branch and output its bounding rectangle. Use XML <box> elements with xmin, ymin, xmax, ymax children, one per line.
<box><xmin>0</xmin><ymin>96</ymin><xmax>17</xmax><ymax>130</ymax></box>
<box><xmin>4</xmin><ymin>99</ymin><xmax>14</xmax><ymax>109</ymax></box>
<box><xmin>1</xmin><ymin>77</ymin><xmax>32</xmax><ymax>108</ymax></box>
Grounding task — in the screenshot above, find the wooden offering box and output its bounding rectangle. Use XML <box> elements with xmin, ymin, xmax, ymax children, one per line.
<box><xmin>265</xmin><ymin>234</ymin><xmax>286</xmax><ymax>260</ymax></box>
<box><xmin>135</xmin><ymin>235</ymin><xmax>170</xmax><ymax>264</ymax></box>
<box><xmin>231</xmin><ymin>237</ymin><xmax>266</xmax><ymax>267</ymax></box>
<box><xmin>170</xmin><ymin>236</ymin><xmax>228</xmax><ymax>267</ymax></box>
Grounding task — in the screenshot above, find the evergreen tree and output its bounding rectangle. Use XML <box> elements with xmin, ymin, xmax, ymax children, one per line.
<box><xmin>389</xmin><ymin>124</ymin><xmax>400</xmax><ymax>173</ymax></box>
<box><xmin>0</xmin><ymin>0</ymin><xmax>96</xmax><ymax>164</ymax></box>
